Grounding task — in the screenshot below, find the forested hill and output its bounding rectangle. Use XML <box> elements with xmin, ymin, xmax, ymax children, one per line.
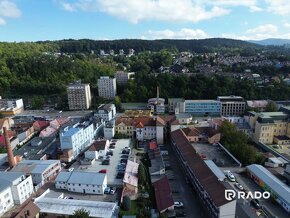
<box><xmin>39</xmin><ymin>38</ymin><xmax>262</xmax><ymax>53</ymax></box>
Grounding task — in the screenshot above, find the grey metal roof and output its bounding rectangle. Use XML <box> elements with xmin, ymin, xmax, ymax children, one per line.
<box><xmin>55</xmin><ymin>172</ymin><xmax>72</xmax><ymax>182</ymax></box>
<box><xmin>204</xmin><ymin>160</ymin><xmax>226</xmax><ymax>181</ymax></box>
<box><xmin>0</xmin><ymin>172</ymin><xmax>24</xmax><ymax>182</ymax></box>
<box><xmin>247</xmin><ymin>164</ymin><xmax>290</xmax><ymax>203</ymax></box>
<box><xmin>0</xmin><ymin>180</ymin><xmax>11</xmax><ymax>192</ymax></box>
<box><xmin>12</xmin><ymin>160</ymin><xmax>60</xmax><ymax>174</ymax></box>
<box><xmin>68</xmin><ymin>172</ymin><xmax>106</xmax><ymax>185</ymax></box>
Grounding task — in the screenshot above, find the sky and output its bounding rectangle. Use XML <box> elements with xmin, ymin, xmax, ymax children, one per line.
<box><xmin>1</xmin><ymin>0</ymin><xmax>290</xmax><ymax>42</ymax></box>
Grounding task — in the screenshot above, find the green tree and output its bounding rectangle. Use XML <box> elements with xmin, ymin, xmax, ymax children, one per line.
<box><xmin>113</xmin><ymin>96</ymin><xmax>122</xmax><ymax>111</ymax></box>
<box><xmin>138</xmin><ymin>163</ymin><xmax>147</xmax><ymax>186</ymax></box>
<box><xmin>265</xmin><ymin>101</ymin><xmax>278</xmax><ymax>112</ymax></box>
<box><xmin>69</xmin><ymin>208</ymin><xmax>90</xmax><ymax>218</ymax></box>
<box><xmin>31</xmin><ymin>96</ymin><xmax>45</xmax><ymax>109</ymax></box>
<box><xmin>122</xmin><ymin>196</ymin><xmax>131</xmax><ymax>211</ymax></box>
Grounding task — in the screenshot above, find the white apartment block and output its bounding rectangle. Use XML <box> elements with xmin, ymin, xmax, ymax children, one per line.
<box><xmin>0</xmin><ymin>185</ymin><xmax>13</xmax><ymax>217</ymax></box>
<box><xmin>60</xmin><ymin>121</ymin><xmax>94</xmax><ymax>158</ymax></box>
<box><xmin>115</xmin><ymin>71</ymin><xmax>135</xmax><ymax>85</ymax></box>
<box><xmin>55</xmin><ymin>171</ymin><xmax>107</xmax><ymax>195</ymax></box>
<box><xmin>67</xmin><ymin>83</ymin><xmax>92</xmax><ymax>110</ymax></box>
<box><xmin>95</xmin><ymin>104</ymin><xmax>116</xmax><ymax>122</ymax></box>
<box><xmin>97</xmin><ymin>77</ymin><xmax>117</xmax><ymax>99</ymax></box>
<box><xmin>0</xmin><ymin>172</ymin><xmax>34</xmax><ymax>205</ymax></box>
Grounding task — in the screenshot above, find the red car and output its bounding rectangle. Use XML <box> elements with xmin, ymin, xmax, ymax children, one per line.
<box><xmin>99</xmin><ymin>169</ymin><xmax>107</xmax><ymax>174</ymax></box>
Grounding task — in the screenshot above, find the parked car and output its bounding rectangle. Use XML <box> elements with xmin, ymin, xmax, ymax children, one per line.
<box><xmin>102</xmin><ymin>159</ymin><xmax>110</xmax><ymax>165</ymax></box>
<box><xmin>68</xmin><ymin>197</ymin><xmax>73</xmax><ymax>199</ymax></box>
<box><xmin>110</xmin><ymin>187</ymin><xmax>116</xmax><ymax>194</ymax></box>
<box><xmin>174</xmin><ymin>201</ymin><xmax>184</xmax><ymax>208</ymax></box>
<box><xmin>225</xmin><ymin>171</ymin><xmax>236</xmax><ymax>182</ymax></box>
<box><xmin>251</xmin><ymin>199</ymin><xmax>261</xmax><ymax>209</ymax></box>
<box><xmin>122</xmin><ymin>150</ymin><xmax>130</xmax><ymax>154</ymax></box>
<box><xmin>120</xmin><ymin>155</ymin><xmax>129</xmax><ymax>159</ymax></box>
<box><xmin>116</xmin><ymin>172</ymin><xmax>124</xmax><ymax>179</ymax></box>
<box><xmin>109</xmin><ymin>145</ymin><xmax>115</xmax><ymax>149</ymax></box>
<box><xmin>99</xmin><ymin>169</ymin><xmax>107</xmax><ymax>174</ymax></box>
<box><xmin>104</xmin><ymin>187</ymin><xmax>111</xmax><ymax>194</ymax></box>
<box><xmin>176</xmin><ymin>211</ymin><xmax>187</xmax><ymax>217</ymax></box>
<box><xmin>68</xmin><ymin>168</ymin><xmax>74</xmax><ymax>172</ymax></box>
<box><xmin>235</xmin><ymin>182</ymin><xmax>244</xmax><ymax>191</ymax></box>
<box><xmin>106</xmin><ymin>150</ymin><xmax>113</xmax><ymax>156</ymax></box>
<box><xmin>120</xmin><ymin>159</ymin><xmax>128</xmax><ymax>164</ymax></box>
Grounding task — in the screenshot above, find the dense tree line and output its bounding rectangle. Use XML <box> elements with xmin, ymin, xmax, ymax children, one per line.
<box><xmin>220</xmin><ymin>121</ymin><xmax>265</xmax><ymax>165</ymax></box>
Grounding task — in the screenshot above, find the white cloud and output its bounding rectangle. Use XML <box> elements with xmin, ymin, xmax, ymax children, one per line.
<box><xmin>264</xmin><ymin>0</ymin><xmax>290</xmax><ymax>15</ymax></box>
<box><xmin>222</xmin><ymin>24</ymin><xmax>290</xmax><ymax>40</ymax></box>
<box><xmin>282</xmin><ymin>20</ymin><xmax>290</xmax><ymax>28</ymax></box>
<box><xmin>60</xmin><ymin>0</ymin><xmax>230</xmax><ymax>23</ymax></box>
<box><xmin>246</xmin><ymin>24</ymin><xmax>278</xmax><ymax>34</ymax></box>
<box><xmin>0</xmin><ymin>0</ymin><xmax>21</xmax><ymax>25</ymax></box>
<box><xmin>205</xmin><ymin>0</ymin><xmax>262</xmax><ymax>12</ymax></box>
<box><xmin>61</xmin><ymin>2</ymin><xmax>76</xmax><ymax>12</ymax></box>
<box><xmin>146</xmin><ymin>28</ymin><xmax>209</xmax><ymax>39</ymax></box>
<box><xmin>0</xmin><ymin>17</ymin><xmax>6</xmax><ymax>25</ymax></box>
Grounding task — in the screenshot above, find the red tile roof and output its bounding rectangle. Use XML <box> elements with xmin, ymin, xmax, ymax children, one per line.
<box><xmin>33</xmin><ymin>121</ymin><xmax>49</xmax><ymax>130</ymax></box>
<box><xmin>182</xmin><ymin>127</ymin><xmax>200</xmax><ymax>137</ymax></box>
<box><xmin>88</xmin><ymin>140</ymin><xmax>107</xmax><ymax>151</ymax></box>
<box><xmin>13</xmin><ymin>201</ymin><xmax>40</xmax><ymax>218</ymax></box>
<box><xmin>153</xmin><ymin>176</ymin><xmax>174</xmax><ymax>212</ymax></box>
<box><xmin>171</xmin><ymin>129</ymin><xmax>232</xmax><ymax>207</ymax></box>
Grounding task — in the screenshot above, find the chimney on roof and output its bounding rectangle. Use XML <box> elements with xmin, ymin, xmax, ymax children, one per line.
<box><xmin>3</xmin><ymin>127</ymin><xmax>16</xmax><ymax>167</ymax></box>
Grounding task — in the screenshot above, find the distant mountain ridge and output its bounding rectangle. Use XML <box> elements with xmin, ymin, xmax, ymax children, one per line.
<box><xmin>248</xmin><ymin>38</ymin><xmax>290</xmax><ymax>46</ymax></box>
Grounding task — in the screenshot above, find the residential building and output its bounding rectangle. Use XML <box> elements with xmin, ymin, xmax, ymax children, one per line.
<box><xmin>85</xmin><ymin>140</ymin><xmax>109</xmax><ymax>160</ymax></box>
<box><xmin>0</xmin><ymin>183</ymin><xmax>14</xmax><ymax>217</ymax></box>
<box><xmin>104</xmin><ymin>121</ymin><xmax>115</xmax><ymax>139</ymax></box>
<box><xmin>60</xmin><ymin>121</ymin><xmax>94</xmax><ymax>160</ymax></box>
<box><xmin>0</xmin><ymin>118</ymin><xmax>14</xmax><ymax>134</ymax></box>
<box><xmin>122</xmin><ymin>160</ymin><xmax>139</xmax><ymax>200</ymax></box>
<box><xmin>247</xmin><ymin>164</ymin><xmax>290</xmax><ymax>213</ymax></box>
<box><xmin>182</xmin><ymin>127</ymin><xmax>221</xmax><ymax>144</ymax></box>
<box><xmin>245</xmin><ymin>108</ymin><xmax>290</xmax><ymax>144</ymax></box>
<box><xmin>152</xmin><ymin>176</ymin><xmax>174</xmax><ymax>213</ymax></box>
<box><xmin>217</xmin><ymin>96</ymin><xmax>246</xmax><ymax>116</ymax></box>
<box><xmin>115</xmin><ymin>117</ymin><xmax>165</xmax><ymax>144</ymax></box>
<box><xmin>55</xmin><ymin>171</ymin><xmax>107</xmax><ymax>195</ymax></box>
<box><xmin>11</xmin><ymin>160</ymin><xmax>61</xmax><ymax>186</ymax></box>
<box><xmin>13</xmin><ymin>201</ymin><xmax>40</xmax><ymax>218</ymax></box>
<box><xmin>115</xmin><ymin>71</ymin><xmax>135</xmax><ymax>85</ymax></box>
<box><xmin>95</xmin><ymin>104</ymin><xmax>116</xmax><ymax>122</ymax></box>
<box><xmin>171</xmin><ymin>129</ymin><xmax>236</xmax><ymax>218</ymax></box>
<box><xmin>0</xmin><ymin>98</ymin><xmax>24</xmax><ymax>116</ymax></box>
<box><xmin>97</xmin><ymin>76</ymin><xmax>117</xmax><ymax>99</ymax></box>
<box><xmin>0</xmin><ymin>172</ymin><xmax>34</xmax><ymax>204</ymax></box>
<box><xmin>183</xmin><ymin>100</ymin><xmax>221</xmax><ymax>116</ymax></box>
<box><xmin>39</xmin><ymin>118</ymin><xmax>70</xmax><ymax>138</ymax></box>
<box><xmin>67</xmin><ymin>82</ymin><xmax>92</xmax><ymax>110</ymax></box>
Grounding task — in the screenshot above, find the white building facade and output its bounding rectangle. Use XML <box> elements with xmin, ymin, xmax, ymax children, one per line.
<box><xmin>97</xmin><ymin>76</ymin><xmax>117</xmax><ymax>99</ymax></box>
<box><xmin>55</xmin><ymin>172</ymin><xmax>107</xmax><ymax>195</ymax></box>
<box><xmin>95</xmin><ymin>104</ymin><xmax>116</xmax><ymax>122</ymax></box>
<box><xmin>0</xmin><ymin>186</ymin><xmax>13</xmax><ymax>217</ymax></box>
<box><xmin>60</xmin><ymin>122</ymin><xmax>94</xmax><ymax>159</ymax></box>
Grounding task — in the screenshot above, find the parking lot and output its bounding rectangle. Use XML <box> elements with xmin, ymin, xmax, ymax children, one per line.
<box><xmin>231</xmin><ymin>172</ymin><xmax>289</xmax><ymax>218</ymax></box>
<box><xmin>69</xmin><ymin>139</ymin><xmax>132</xmax><ymax>186</ymax></box>
<box><xmin>192</xmin><ymin>143</ymin><xmax>240</xmax><ymax>167</ymax></box>
<box><xmin>165</xmin><ymin>144</ymin><xmax>209</xmax><ymax>218</ymax></box>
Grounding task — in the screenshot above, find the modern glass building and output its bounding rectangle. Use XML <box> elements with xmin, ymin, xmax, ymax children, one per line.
<box><xmin>183</xmin><ymin>100</ymin><xmax>221</xmax><ymax>115</ymax></box>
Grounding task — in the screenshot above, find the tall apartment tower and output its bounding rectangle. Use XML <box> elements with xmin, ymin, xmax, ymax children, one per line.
<box><xmin>67</xmin><ymin>82</ymin><xmax>92</xmax><ymax>110</ymax></box>
<box><xmin>97</xmin><ymin>76</ymin><xmax>117</xmax><ymax>99</ymax></box>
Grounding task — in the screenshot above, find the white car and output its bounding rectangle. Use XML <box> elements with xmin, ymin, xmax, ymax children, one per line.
<box><xmin>68</xmin><ymin>168</ymin><xmax>74</xmax><ymax>172</ymax></box>
<box><xmin>174</xmin><ymin>201</ymin><xmax>184</xmax><ymax>208</ymax></box>
<box><xmin>225</xmin><ymin>171</ymin><xmax>236</xmax><ymax>182</ymax></box>
<box><xmin>235</xmin><ymin>182</ymin><xmax>244</xmax><ymax>190</ymax></box>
